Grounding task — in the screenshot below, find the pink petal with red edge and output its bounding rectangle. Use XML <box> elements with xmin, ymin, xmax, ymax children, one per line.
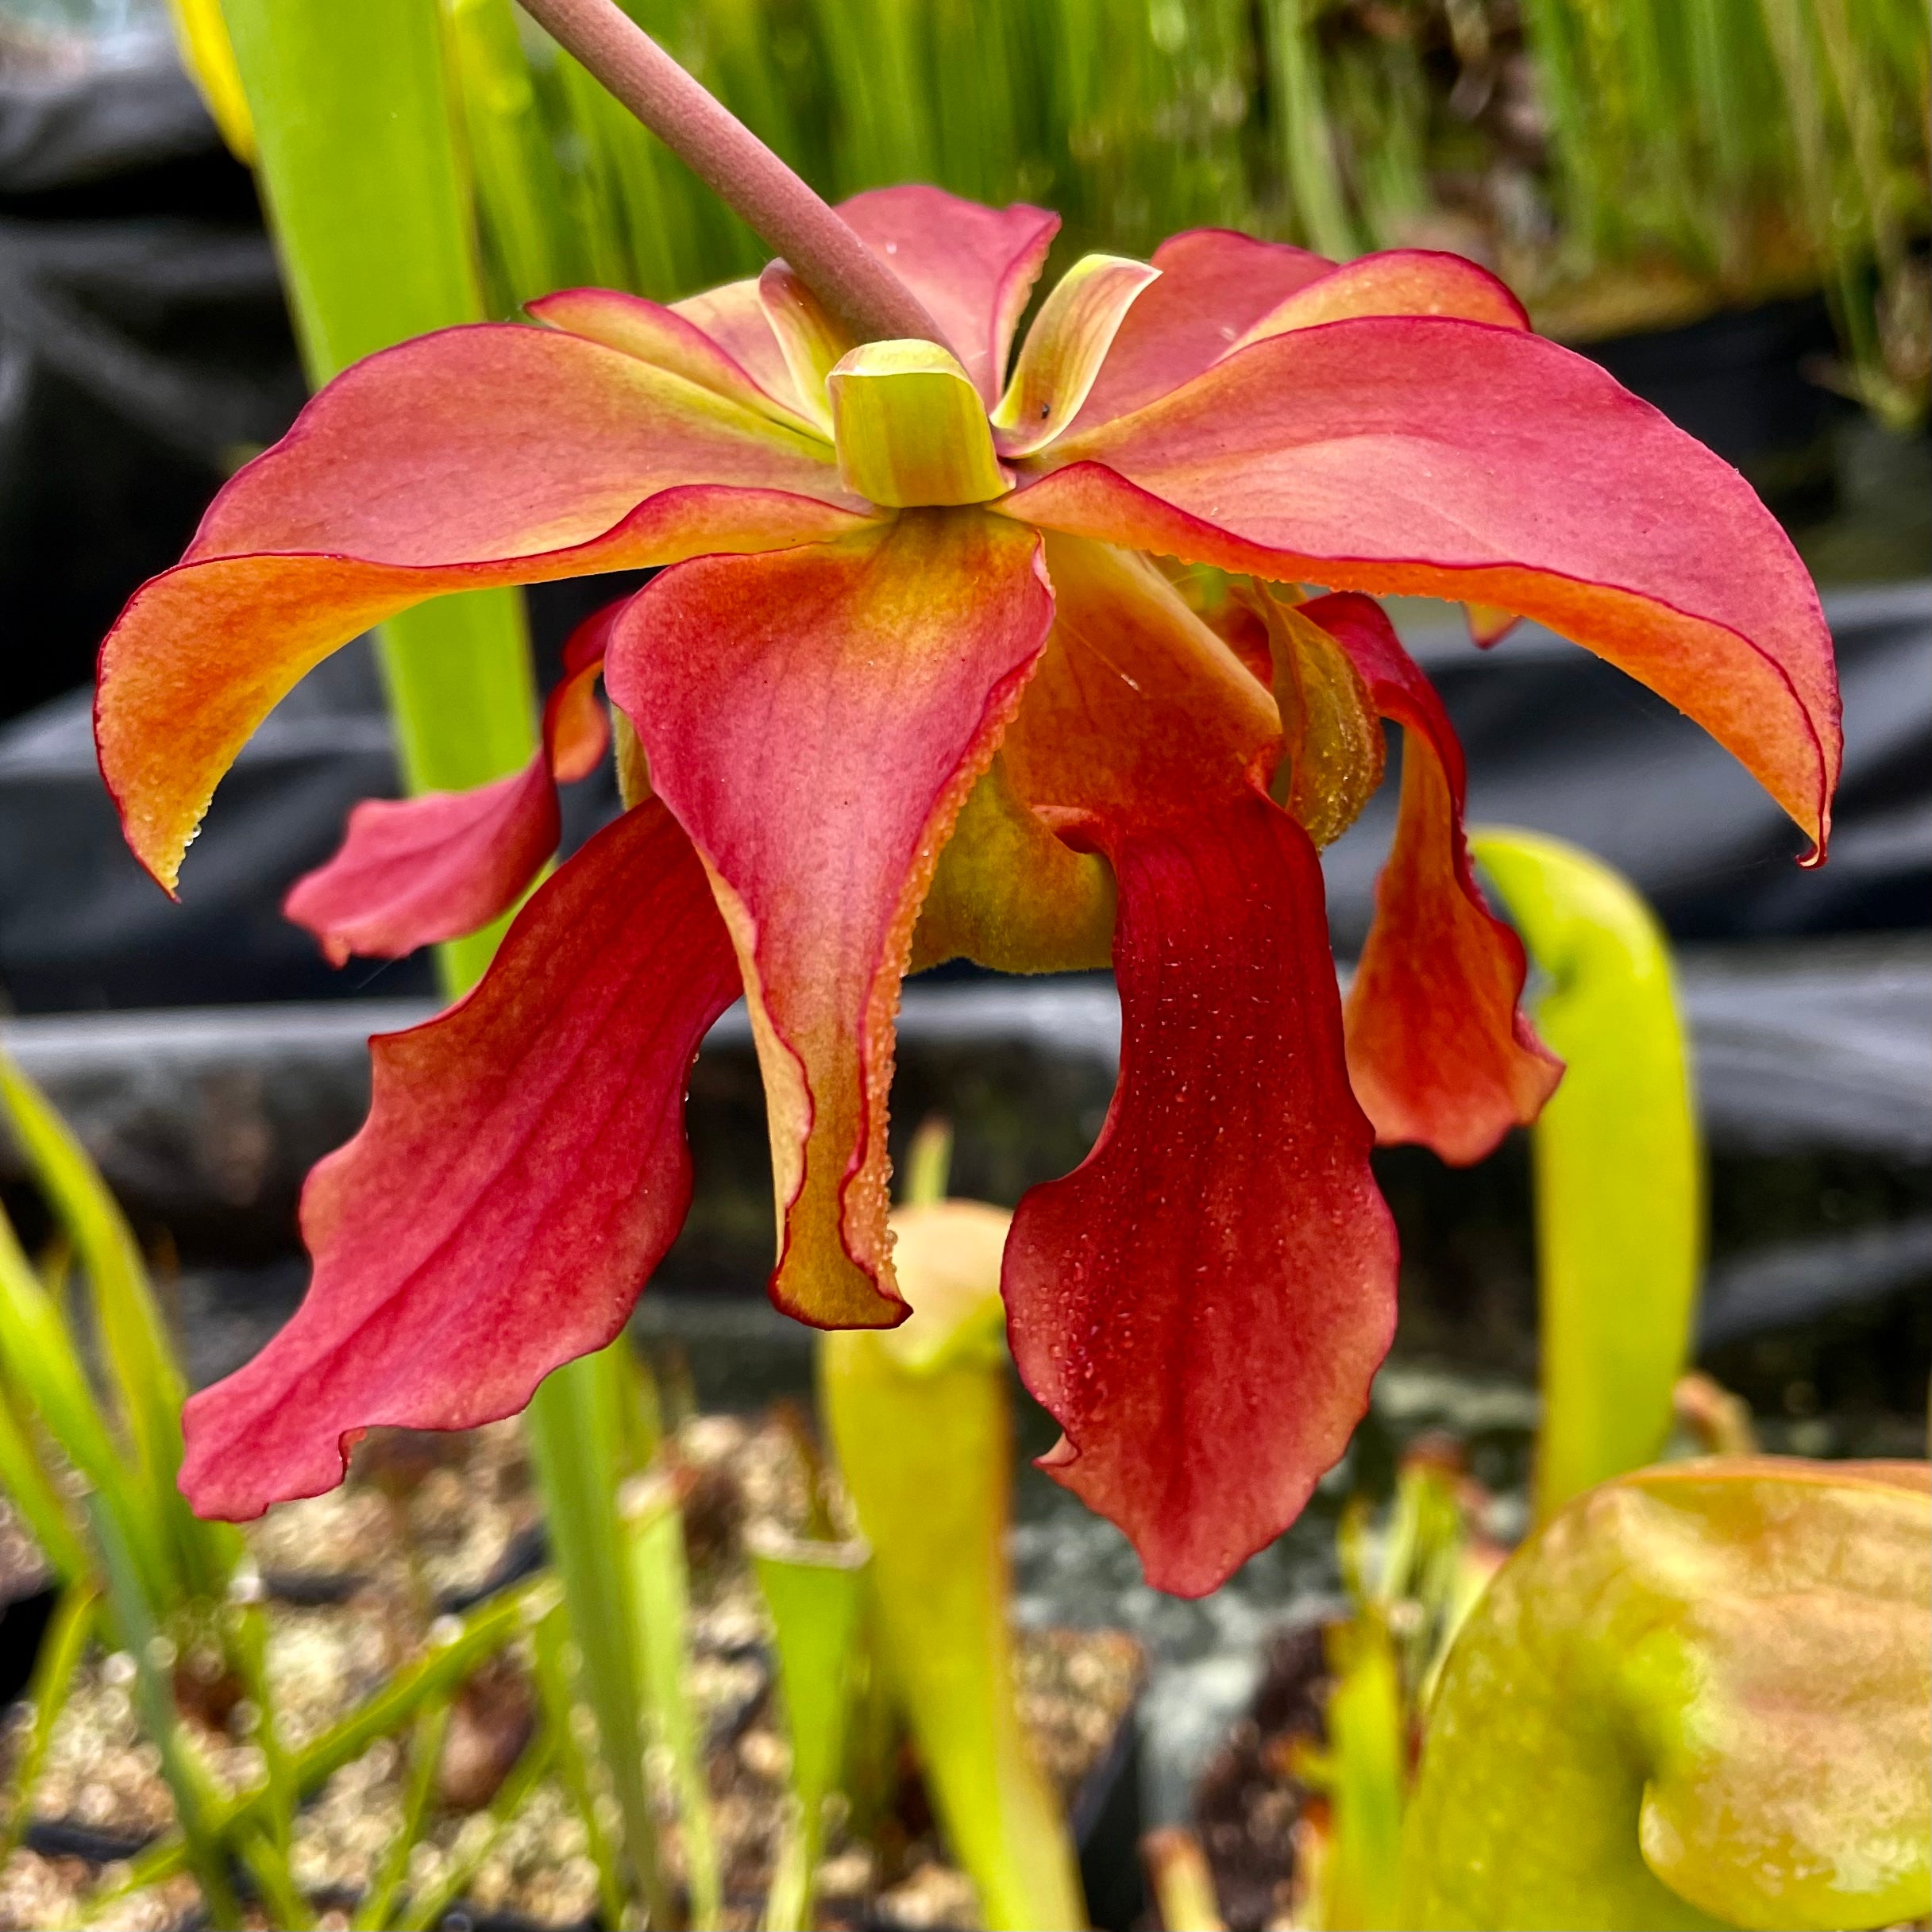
<box><xmin>1225</xmin><ymin>248</ymin><xmax>1528</xmax><ymax>351</ymax></box>
<box><xmin>1070</xmin><ymin>227</ymin><xmax>1332</xmax><ymax>431</ymax></box>
<box><xmin>606</xmin><ymin>510</ymin><xmax>1055</xmax><ymax>1330</ymax></box>
<box><xmin>527</xmin><ymin>286</ymin><xmax>822</xmax><ymax>435</ymax></box>
<box><xmin>1305</xmin><ymin>592</ymin><xmax>1563</xmax><ymax>1163</ymax></box>
<box><xmin>283</xmin><ymin>602</ymin><xmax>623</xmax><ymax>962</ymax></box>
<box><xmin>179</xmin><ymin>799</ymin><xmax>740</xmax><ymax>1518</ymax></box>
<box><xmin>838</xmin><ymin>187</ymin><xmax>1059</xmax><ymax>403</ymax></box>
<box><xmin>192</xmin><ymin>322</ymin><xmax>850</xmax><ymax>565</ymax></box>
<box><xmin>98</xmin><ymin>484</ymin><xmax>872</xmax><ymax>893</ymax></box>
<box><xmin>1003</xmin><ymin>791</ymin><xmax>1397</xmax><ymax>1597</ymax></box>
<box><xmin>1005</xmin><ymin>316</ymin><xmax>1840</xmax><ymax>854</ymax></box>
<box><xmin>673</xmin><ymin>277</ymin><xmax>803</xmax><ymax>410</ymax></box>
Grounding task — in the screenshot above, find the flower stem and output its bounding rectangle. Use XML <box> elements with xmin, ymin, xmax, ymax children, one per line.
<box><xmin>515</xmin><ymin>0</ymin><xmax>943</xmax><ymax>345</ymax></box>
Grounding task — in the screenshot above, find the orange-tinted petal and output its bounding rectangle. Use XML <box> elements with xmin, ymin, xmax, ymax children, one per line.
<box><xmin>908</xmin><ymin>754</ymin><xmax>1115</xmax><ymax>976</ymax></box>
<box><xmin>992</xmin><ymin>254</ymin><xmax>1160</xmax><ymax>457</ymax></box>
<box><xmin>283</xmin><ymin>601</ymin><xmax>623</xmax><ymax>963</ymax></box>
<box><xmin>99</xmin><ymin>485</ymin><xmax>867</xmax><ymax>893</ymax></box>
<box><xmin>604</xmin><ymin>510</ymin><xmax>1055</xmax><ymax>1328</ymax></box>
<box><xmin>179</xmin><ymin>799</ymin><xmax>740</xmax><ymax>1517</ymax></box>
<box><xmin>1225</xmin><ymin>248</ymin><xmax>1528</xmax><ymax>351</ymax></box>
<box><xmin>839</xmin><ymin>186</ymin><xmax>1059</xmax><ymax>403</ymax></box>
<box><xmin>1306</xmin><ymin>592</ymin><xmax>1563</xmax><ymax>1163</ymax></box>
<box><xmin>1001</xmin><ymin>533</ymin><xmax>1280</xmax><ymax>821</ymax></box>
<box><xmin>1006</xmin><ymin>317</ymin><xmax>1839</xmax><ymax>854</ymax></box>
<box><xmin>1070</xmin><ymin>227</ymin><xmax>1332</xmax><ymax>432</ymax></box>
<box><xmin>1004</xmin><ymin>792</ymin><xmax>1397</xmax><ymax>1596</ymax></box>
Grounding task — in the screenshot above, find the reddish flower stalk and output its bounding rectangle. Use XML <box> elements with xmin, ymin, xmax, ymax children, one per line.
<box><xmin>515</xmin><ymin>0</ymin><xmax>941</xmax><ymax>348</ymax></box>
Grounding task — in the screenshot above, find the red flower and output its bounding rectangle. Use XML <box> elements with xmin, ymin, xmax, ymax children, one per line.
<box><xmin>95</xmin><ymin>189</ymin><xmax>1837</xmax><ymax>1595</ymax></box>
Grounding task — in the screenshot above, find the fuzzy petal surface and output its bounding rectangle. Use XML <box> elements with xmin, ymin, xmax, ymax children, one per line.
<box><xmin>606</xmin><ymin>510</ymin><xmax>1055</xmax><ymax>1329</ymax></box>
<box><xmin>839</xmin><ymin>186</ymin><xmax>1059</xmax><ymax>403</ymax></box>
<box><xmin>1006</xmin><ymin>316</ymin><xmax>1840</xmax><ymax>852</ymax></box>
<box><xmin>1309</xmin><ymin>593</ymin><xmax>1563</xmax><ymax>1163</ymax></box>
<box><xmin>1004</xmin><ymin>793</ymin><xmax>1398</xmax><ymax>1597</ymax></box>
<box><xmin>283</xmin><ymin>604</ymin><xmax>622</xmax><ymax>962</ymax></box>
<box><xmin>179</xmin><ymin>800</ymin><xmax>740</xmax><ymax>1518</ymax></box>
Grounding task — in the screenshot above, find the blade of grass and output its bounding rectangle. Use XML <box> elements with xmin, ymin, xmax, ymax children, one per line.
<box><xmin>445</xmin><ymin>0</ymin><xmax>585</xmax><ymax>309</ymax></box>
<box><xmin>396</xmin><ymin>1729</ymin><xmax>558</xmax><ymax>1932</ymax></box>
<box><xmin>0</xmin><ymin>1582</ymin><xmax>98</xmax><ymax>1862</ymax></box>
<box><xmin>87</xmin><ymin>1494</ymin><xmax>244</xmax><ymax>1930</ymax></box>
<box><xmin>526</xmin><ymin>1352</ymin><xmax>671</xmax><ymax>1927</ymax></box>
<box><xmin>1263</xmin><ymin>0</ymin><xmax>1360</xmax><ymax>259</ymax></box>
<box><xmin>623</xmin><ymin>1467</ymin><xmax>719</xmax><ymax>1928</ymax></box>
<box><xmin>0</xmin><ymin>1205</ymin><xmax>173</xmax><ymax>1610</ymax></box>
<box><xmin>1470</xmin><ymin>829</ymin><xmax>1701</xmax><ymax>1523</ymax></box>
<box><xmin>353</xmin><ymin>1695</ymin><xmax>453</xmax><ymax>1930</ymax></box>
<box><xmin>93</xmin><ymin>1578</ymin><xmax>554</xmax><ymax>1907</ymax></box>
<box><xmin>0</xmin><ymin>1372</ymin><xmax>88</xmax><ymax>1587</ymax></box>
<box><xmin>531</xmin><ymin>1602</ymin><xmax>627</xmax><ymax>1930</ymax></box>
<box><xmin>0</xmin><ymin>1052</ymin><xmax>233</xmax><ymax>1602</ymax></box>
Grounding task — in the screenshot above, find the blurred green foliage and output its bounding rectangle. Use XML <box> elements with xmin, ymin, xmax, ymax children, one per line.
<box><xmin>432</xmin><ymin>0</ymin><xmax>1928</xmax><ymax>415</ymax></box>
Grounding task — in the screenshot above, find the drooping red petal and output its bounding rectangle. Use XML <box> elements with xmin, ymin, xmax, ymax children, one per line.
<box><xmin>605</xmin><ymin>510</ymin><xmax>1055</xmax><ymax>1329</ymax></box>
<box><xmin>1304</xmin><ymin>592</ymin><xmax>1564</xmax><ymax>1163</ymax></box>
<box><xmin>179</xmin><ymin>800</ymin><xmax>740</xmax><ymax>1518</ymax></box>
<box><xmin>838</xmin><ymin>187</ymin><xmax>1059</xmax><ymax>404</ymax></box>
<box><xmin>1003</xmin><ymin>792</ymin><xmax>1397</xmax><ymax>1598</ymax></box>
<box><xmin>1070</xmin><ymin>227</ymin><xmax>1332</xmax><ymax>431</ymax></box>
<box><xmin>1005</xmin><ymin>316</ymin><xmax>1840</xmax><ymax>854</ymax></box>
<box><xmin>283</xmin><ymin>604</ymin><xmax>623</xmax><ymax>963</ymax></box>
<box><xmin>284</xmin><ymin>765</ymin><xmax>558</xmax><ymax>967</ymax></box>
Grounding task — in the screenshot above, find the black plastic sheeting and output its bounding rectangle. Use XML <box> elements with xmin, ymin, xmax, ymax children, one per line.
<box><xmin>4</xmin><ymin>583</ymin><xmax>1925</xmax><ymax>1012</ymax></box>
<box><xmin>2</xmin><ymin>41</ymin><xmax>1927</xmax><ymax>1012</ymax></box>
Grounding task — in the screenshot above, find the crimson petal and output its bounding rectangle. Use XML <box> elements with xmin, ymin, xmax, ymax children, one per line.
<box><xmin>1003</xmin><ymin>791</ymin><xmax>1397</xmax><ymax>1597</ymax></box>
<box><xmin>1308</xmin><ymin>592</ymin><xmax>1563</xmax><ymax>1163</ymax></box>
<box><xmin>180</xmin><ymin>800</ymin><xmax>738</xmax><ymax>1517</ymax></box>
<box><xmin>606</xmin><ymin>511</ymin><xmax>1055</xmax><ymax>1331</ymax></box>
<box><xmin>283</xmin><ymin>602</ymin><xmax>623</xmax><ymax>963</ymax></box>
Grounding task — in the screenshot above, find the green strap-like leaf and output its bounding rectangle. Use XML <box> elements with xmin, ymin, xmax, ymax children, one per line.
<box><xmin>1470</xmin><ymin>828</ymin><xmax>1702</xmax><ymax>1521</ymax></box>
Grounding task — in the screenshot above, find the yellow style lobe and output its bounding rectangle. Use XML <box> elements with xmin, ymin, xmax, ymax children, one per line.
<box><xmin>827</xmin><ymin>341</ymin><xmax>1009</xmax><ymax>507</ymax></box>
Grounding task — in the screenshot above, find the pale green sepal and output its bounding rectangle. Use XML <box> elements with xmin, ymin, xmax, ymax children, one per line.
<box><xmin>828</xmin><ymin>341</ymin><xmax>1010</xmax><ymax>507</ymax></box>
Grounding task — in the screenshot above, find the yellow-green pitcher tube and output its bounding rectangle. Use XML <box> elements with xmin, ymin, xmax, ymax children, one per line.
<box><xmin>1470</xmin><ymin>828</ymin><xmax>1703</xmax><ymax>1521</ymax></box>
<box><xmin>819</xmin><ymin>1198</ymin><xmax>1088</xmax><ymax>1932</ymax></box>
<box><xmin>220</xmin><ymin>0</ymin><xmax>538</xmax><ymax>998</ymax></box>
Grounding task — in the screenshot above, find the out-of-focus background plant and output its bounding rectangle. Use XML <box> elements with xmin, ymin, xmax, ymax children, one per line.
<box><xmin>175</xmin><ymin>0</ymin><xmax>1927</xmax><ymax>428</ymax></box>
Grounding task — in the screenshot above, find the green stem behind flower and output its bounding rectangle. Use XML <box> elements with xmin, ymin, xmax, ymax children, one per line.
<box><xmin>222</xmin><ymin>0</ymin><xmax>538</xmax><ymax>999</ymax></box>
<box><xmin>1470</xmin><ymin>829</ymin><xmax>1702</xmax><ymax>1523</ymax></box>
